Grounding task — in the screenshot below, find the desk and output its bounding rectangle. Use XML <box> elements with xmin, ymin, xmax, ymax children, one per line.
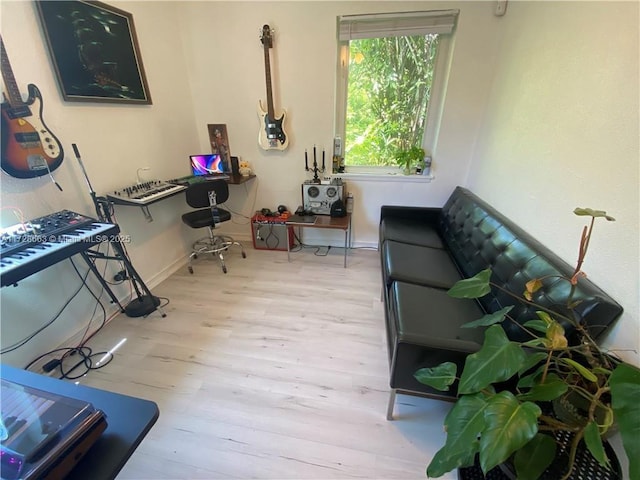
<box><xmin>286</xmin><ymin>214</ymin><xmax>352</xmax><ymax>267</ymax></box>
<box><xmin>226</xmin><ymin>173</ymin><xmax>256</xmax><ymax>185</ymax></box>
<box><xmin>1</xmin><ymin>365</ymin><xmax>159</xmax><ymax>480</ymax></box>
<box><xmin>107</xmin><ymin>174</ymin><xmax>256</xmax><ymax>207</ymax></box>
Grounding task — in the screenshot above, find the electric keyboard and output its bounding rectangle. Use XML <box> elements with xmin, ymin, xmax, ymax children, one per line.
<box><xmin>106</xmin><ymin>180</ymin><xmax>186</xmax><ymax>206</ymax></box>
<box><xmin>0</xmin><ymin>210</ymin><xmax>120</xmax><ymax>287</ymax></box>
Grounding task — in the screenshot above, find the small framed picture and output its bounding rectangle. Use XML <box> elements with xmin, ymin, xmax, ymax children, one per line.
<box><xmin>207</xmin><ymin>124</ymin><xmax>231</xmax><ymax>172</ymax></box>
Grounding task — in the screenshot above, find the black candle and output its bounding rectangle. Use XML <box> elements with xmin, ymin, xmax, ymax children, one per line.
<box><xmin>305</xmin><ymin>150</ymin><xmax>308</xmax><ymax>170</ymax></box>
<box><xmin>322</xmin><ymin>150</ymin><xmax>325</xmax><ymax>171</ymax></box>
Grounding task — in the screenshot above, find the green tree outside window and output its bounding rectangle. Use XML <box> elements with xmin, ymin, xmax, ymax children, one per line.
<box><xmin>345</xmin><ymin>34</ymin><xmax>439</xmax><ymax>167</ymax></box>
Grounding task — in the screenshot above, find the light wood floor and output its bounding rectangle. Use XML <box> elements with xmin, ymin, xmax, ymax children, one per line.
<box><xmin>78</xmin><ymin>245</ymin><xmax>455</xmax><ymax>479</ymax></box>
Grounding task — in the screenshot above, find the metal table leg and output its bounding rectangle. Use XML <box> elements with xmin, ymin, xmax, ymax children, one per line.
<box><xmin>286</xmin><ymin>225</ymin><xmax>291</xmax><ymax>262</ymax></box>
<box><xmin>344</xmin><ymin>229</ymin><xmax>348</xmax><ymax>268</ymax></box>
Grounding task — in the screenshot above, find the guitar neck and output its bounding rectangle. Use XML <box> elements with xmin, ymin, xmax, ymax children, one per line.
<box><xmin>0</xmin><ymin>36</ymin><xmax>26</xmax><ymax>107</ymax></box>
<box><xmin>263</xmin><ymin>44</ymin><xmax>275</xmax><ymax>119</ymax></box>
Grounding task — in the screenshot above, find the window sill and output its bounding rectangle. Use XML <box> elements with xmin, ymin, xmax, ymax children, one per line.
<box><xmin>329</xmin><ymin>172</ymin><xmax>435</xmax><ymax>183</ymax></box>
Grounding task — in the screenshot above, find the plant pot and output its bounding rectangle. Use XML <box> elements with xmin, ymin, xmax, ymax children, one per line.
<box><xmin>493</xmin><ymin>430</ymin><xmax>622</xmax><ymax>480</ymax></box>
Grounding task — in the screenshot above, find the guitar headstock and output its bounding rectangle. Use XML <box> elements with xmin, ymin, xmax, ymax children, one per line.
<box><xmin>260</xmin><ymin>24</ymin><xmax>273</xmax><ymax>48</ymax></box>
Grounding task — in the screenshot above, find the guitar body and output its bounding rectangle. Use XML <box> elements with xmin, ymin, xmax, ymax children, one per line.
<box><xmin>1</xmin><ymin>83</ymin><xmax>64</xmax><ymax>178</ymax></box>
<box><xmin>257</xmin><ymin>100</ymin><xmax>289</xmax><ymax>151</ymax></box>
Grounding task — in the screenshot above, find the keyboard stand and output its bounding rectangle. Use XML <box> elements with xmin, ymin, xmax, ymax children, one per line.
<box><xmin>89</xmin><ymin>197</ymin><xmax>166</xmax><ymax>318</ymax></box>
<box><xmin>141</xmin><ymin>205</ymin><xmax>153</xmax><ymax>222</ymax></box>
<box><xmin>79</xmin><ymin>251</ymin><xmax>125</xmax><ymax>312</ymax></box>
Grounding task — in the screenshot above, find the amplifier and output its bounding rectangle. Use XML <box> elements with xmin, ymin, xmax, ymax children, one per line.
<box><xmin>251</xmin><ymin>215</ymin><xmax>293</xmax><ymax>251</ymax></box>
<box><xmin>302</xmin><ymin>180</ymin><xmax>345</xmax><ymax>215</ymax></box>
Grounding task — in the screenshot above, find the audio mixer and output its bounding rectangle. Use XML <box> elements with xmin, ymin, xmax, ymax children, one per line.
<box><xmin>106</xmin><ymin>180</ymin><xmax>186</xmax><ymax>206</ymax></box>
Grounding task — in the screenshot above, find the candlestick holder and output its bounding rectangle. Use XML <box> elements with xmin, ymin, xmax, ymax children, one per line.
<box><xmin>304</xmin><ymin>145</ymin><xmax>325</xmax><ymax>184</ymax></box>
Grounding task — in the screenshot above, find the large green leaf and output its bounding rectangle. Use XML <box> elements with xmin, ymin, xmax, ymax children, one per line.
<box><xmin>479</xmin><ymin>391</ymin><xmax>541</xmax><ymax>474</ymax></box>
<box><xmin>513</xmin><ymin>433</ymin><xmax>556</xmax><ymax>480</ymax></box>
<box><xmin>518</xmin><ymin>352</ymin><xmax>548</xmax><ymax>376</ymax></box>
<box><xmin>584</xmin><ymin>421</ymin><xmax>609</xmax><ymax>468</ymax></box>
<box><xmin>461</xmin><ymin>306</ymin><xmax>513</xmax><ymax>329</ymax></box>
<box><xmin>517</xmin><ymin>366</ymin><xmax>545</xmax><ymax>389</ymax></box>
<box><xmin>414</xmin><ymin>362</ymin><xmax>457</xmax><ymax>392</ymax></box>
<box><xmin>610</xmin><ymin>362</ymin><xmax>640</xmax><ymax>480</ymax></box>
<box><xmin>458</xmin><ymin>325</ymin><xmax>526</xmax><ymax>394</ymax></box>
<box><xmin>517</xmin><ymin>373</ymin><xmax>568</xmax><ymax>402</ymax></box>
<box><xmin>427</xmin><ymin>394</ymin><xmax>488</xmax><ymax>477</ymax></box>
<box><xmin>448</xmin><ymin>269</ymin><xmax>491</xmax><ymax>299</ymax></box>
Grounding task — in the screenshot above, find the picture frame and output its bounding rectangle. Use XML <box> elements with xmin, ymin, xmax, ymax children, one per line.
<box><xmin>35</xmin><ymin>1</ymin><xmax>152</xmax><ymax>104</ymax></box>
<box><xmin>207</xmin><ymin>124</ymin><xmax>231</xmax><ymax>172</ymax></box>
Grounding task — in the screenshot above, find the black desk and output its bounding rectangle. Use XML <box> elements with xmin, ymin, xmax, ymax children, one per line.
<box><xmin>1</xmin><ymin>365</ymin><xmax>159</xmax><ymax>480</ymax></box>
<box><xmin>226</xmin><ymin>173</ymin><xmax>256</xmax><ymax>185</ymax></box>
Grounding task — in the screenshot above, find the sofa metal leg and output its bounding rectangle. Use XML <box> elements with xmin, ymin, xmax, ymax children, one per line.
<box><xmin>386</xmin><ymin>389</ymin><xmax>396</xmax><ymax>420</ymax></box>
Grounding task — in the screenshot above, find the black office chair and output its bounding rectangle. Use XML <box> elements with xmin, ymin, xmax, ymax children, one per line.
<box><xmin>181</xmin><ymin>180</ymin><xmax>246</xmax><ymax>274</ymax></box>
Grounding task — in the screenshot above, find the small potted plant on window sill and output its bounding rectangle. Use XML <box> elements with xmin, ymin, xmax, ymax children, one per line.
<box><xmin>415</xmin><ymin>208</ymin><xmax>640</xmax><ymax>480</ymax></box>
<box><xmin>394</xmin><ymin>146</ymin><xmax>425</xmax><ymax>175</ymax></box>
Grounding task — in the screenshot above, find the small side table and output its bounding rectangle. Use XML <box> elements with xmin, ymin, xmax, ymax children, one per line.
<box><xmin>286</xmin><ymin>214</ymin><xmax>352</xmax><ymax>267</ymax></box>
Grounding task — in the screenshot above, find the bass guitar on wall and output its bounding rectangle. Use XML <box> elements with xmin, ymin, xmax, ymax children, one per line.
<box><xmin>258</xmin><ymin>24</ymin><xmax>289</xmax><ymax>151</ymax></box>
<box><xmin>1</xmin><ymin>35</ymin><xmax>64</xmax><ymax>179</ymax></box>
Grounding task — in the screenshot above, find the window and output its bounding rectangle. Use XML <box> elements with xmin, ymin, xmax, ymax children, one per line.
<box><xmin>335</xmin><ymin>10</ymin><xmax>458</xmax><ymax>172</ymax></box>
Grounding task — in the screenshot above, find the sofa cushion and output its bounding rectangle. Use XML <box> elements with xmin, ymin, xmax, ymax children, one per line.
<box><xmin>380</xmin><ymin>217</ymin><xmax>445</xmax><ymax>249</ymax></box>
<box><xmin>387</xmin><ymin>281</ymin><xmax>486</xmax><ymax>397</ymax></box>
<box><xmin>382</xmin><ymin>240</ymin><xmax>463</xmax><ymax>288</ymax></box>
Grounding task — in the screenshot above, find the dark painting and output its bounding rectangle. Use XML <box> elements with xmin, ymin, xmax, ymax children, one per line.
<box><xmin>36</xmin><ymin>1</ymin><xmax>152</xmax><ymax>104</ymax></box>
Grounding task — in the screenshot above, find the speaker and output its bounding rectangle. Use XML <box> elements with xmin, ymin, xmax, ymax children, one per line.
<box><xmin>330</xmin><ymin>198</ymin><xmax>346</xmax><ymax>217</ymax></box>
<box><xmin>251</xmin><ymin>221</ymin><xmax>293</xmax><ymax>251</ymax></box>
<box><xmin>302</xmin><ymin>183</ymin><xmax>345</xmax><ymax>215</ymax></box>
<box><xmin>230</xmin><ymin>156</ymin><xmax>240</xmax><ymax>175</ymax></box>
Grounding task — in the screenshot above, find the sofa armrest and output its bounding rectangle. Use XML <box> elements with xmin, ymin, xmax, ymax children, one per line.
<box><xmin>380</xmin><ymin>205</ymin><xmax>442</xmax><ymax>225</ymax></box>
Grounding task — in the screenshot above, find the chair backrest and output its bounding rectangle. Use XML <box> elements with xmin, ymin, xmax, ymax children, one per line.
<box><xmin>185</xmin><ymin>180</ymin><xmax>229</xmax><ymax>209</ymax></box>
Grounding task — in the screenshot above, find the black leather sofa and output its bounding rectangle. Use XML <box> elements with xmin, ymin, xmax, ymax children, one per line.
<box><xmin>380</xmin><ymin>186</ymin><xmax>623</xmax><ymax>419</ymax></box>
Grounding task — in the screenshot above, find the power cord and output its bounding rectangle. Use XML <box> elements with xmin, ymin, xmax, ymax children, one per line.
<box><xmin>229</xmin><ymin>177</ymin><xmax>260</xmax><ymax>225</ymax></box>
<box><xmin>25</xmin><ymin>346</ymin><xmax>114</xmax><ymax>380</ymax></box>
<box><xmin>264</xmin><ymin>223</ymin><xmax>280</xmax><ymax>250</ymax></box>
<box><xmin>1</xmin><ymin>259</ymin><xmax>92</xmax><ymax>355</ymax></box>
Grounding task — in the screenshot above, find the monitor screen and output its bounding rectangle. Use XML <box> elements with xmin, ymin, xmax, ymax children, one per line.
<box><xmin>189</xmin><ymin>154</ymin><xmax>225</xmax><ymax>176</ymax></box>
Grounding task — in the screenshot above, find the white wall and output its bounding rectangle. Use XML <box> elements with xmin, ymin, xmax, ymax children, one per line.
<box><xmin>0</xmin><ymin>1</ymin><xmax>202</xmax><ymax>366</ymax></box>
<box><xmin>178</xmin><ymin>1</ymin><xmax>504</xmax><ymax>246</ymax></box>
<box><xmin>468</xmin><ymin>1</ymin><xmax>640</xmax><ymax>365</ymax></box>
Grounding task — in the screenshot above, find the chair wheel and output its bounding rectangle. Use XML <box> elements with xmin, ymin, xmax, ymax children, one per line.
<box><xmin>188</xmin><ymin>266</ymin><xmax>194</xmax><ymax>274</ymax></box>
<box><xmin>193</xmin><ymin>254</ymin><xmax>198</xmax><ymax>259</ymax></box>
<box><xmin>242</xmin><ymin>252</ymin><xmax>247</xmax><ymax>258</ymax></box>
<box><xmin>222</xmin><ymin>266</ymin><xmax>228</xmax><ymax>274</ymax></box>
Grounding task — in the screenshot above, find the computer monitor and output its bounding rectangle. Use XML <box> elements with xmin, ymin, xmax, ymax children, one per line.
<box><xmin>189</xmin><ymin>154</ymin><xmax>225</xmax><ymax>176</ymax></box>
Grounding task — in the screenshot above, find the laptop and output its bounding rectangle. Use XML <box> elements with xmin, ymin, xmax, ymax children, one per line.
<box><xmin>169</xmin><ymin>155</ymin><xmax>230</xmax><ymax>185</ymax></box>
<box><xmin>189</xmin><ymin>154</ymin><xmax>226</xmax><ymax>178</ymax></box>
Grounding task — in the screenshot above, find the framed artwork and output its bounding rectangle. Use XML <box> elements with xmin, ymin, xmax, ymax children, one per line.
<box><xmin>207</xmin><ymin>124</ymin><xmax>231</xmax><ymax>172</ymax></box>
<box><xmin>36</xmin><ymin>1</ymin><xmax>152</xmax><ymax>104</ymax></box>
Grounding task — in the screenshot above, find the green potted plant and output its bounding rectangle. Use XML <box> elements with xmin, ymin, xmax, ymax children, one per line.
<box><xmin>394</xmin><ymin>146</ymin><xmax>425</xmax><ymax>175</ymax></box>
<box><xmin>415</xmin><ymin>208</ymin><xmax>640</xmax><ymax>479</ymax></box>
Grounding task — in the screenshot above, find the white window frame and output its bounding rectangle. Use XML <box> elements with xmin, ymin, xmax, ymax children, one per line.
<box><xmin>334</xmin><ymin>10</ymin><xmax>458</xmax><ymax>177</ymax></box>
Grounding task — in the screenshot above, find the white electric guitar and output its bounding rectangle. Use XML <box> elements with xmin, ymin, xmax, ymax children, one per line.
<box><xmin>258</xmin><ymin>25</ymin><xmax>288</xmax><ymax>150</ymax></box>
